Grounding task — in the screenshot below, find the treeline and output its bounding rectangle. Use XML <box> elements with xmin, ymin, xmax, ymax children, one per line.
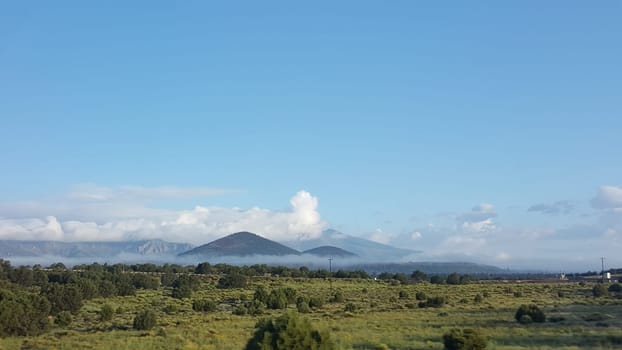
<box><xmin>376</xmin><ymin>270</ymin><xmax>474</xmax><ymax>285</ymax></box>
<box><xmin>0</xmin><ymin>259</ymin><xmax>168</xmax><ymax>336</ymax></box>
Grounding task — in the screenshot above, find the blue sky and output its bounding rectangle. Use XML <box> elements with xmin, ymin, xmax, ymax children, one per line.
<box><xmin>1</xmin><ymin>1</ymin><xmax>621</xmax><ymax>270</ymax></box>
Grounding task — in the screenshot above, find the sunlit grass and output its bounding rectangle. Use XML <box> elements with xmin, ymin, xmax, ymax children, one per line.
<box><xmin>1</xmin><ymin>279</ymin><xmax>621</xmax><ymax>349</ymax></box>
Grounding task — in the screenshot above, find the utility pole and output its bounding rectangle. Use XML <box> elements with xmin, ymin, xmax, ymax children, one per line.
<box><xmin>328</xmin><ymin>258</ymin><xmax>333</xmax><ymax>294</ymax></box>
<box><xmin>601</xmin><ymin>257</ymin><xmax>606</xmax><ymax>283</ymax></box>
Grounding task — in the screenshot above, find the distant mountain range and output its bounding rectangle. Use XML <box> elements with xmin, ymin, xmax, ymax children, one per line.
<box><xmin>303</xmin><ymin>245</ymin><xmax>357</xmax><ymax>257</ymax></box>
<box><xmin>0</xmin><ymin>230</ymin><xmax>510</xmax><ymax>275</ymax></box>
<box><xmin>285</xmin><ymin>229</ymin><xmax>418</xmax><ymax>260</ymax></box>
<box><xmin>0</xmin><ymin>239</ymin><xmax>193</xmax><ymax>258</ymax></box>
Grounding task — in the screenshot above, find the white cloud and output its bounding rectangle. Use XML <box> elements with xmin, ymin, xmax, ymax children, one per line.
<box><xmin>410</xmin><ymin>231</ymin><xmax>422</xmax><ymax>240</ymax></box>
<box><xmin>0</xmin><ymin>216</ymin><xmax>64</xmax><ymax>241</ymax></box>
<box><xmin>495</xmin><ymin>252</ymin><xmax>511</xmax><ymax>261</ymax></box>
<box><xmin>0</xmin><ymin>188</ymin><xmax>326</xmax><ymax>245</ymax></box>
<box><xmin>68</xmin><ymin>184</ymin><xmax>235</xmax><ymax>202</ymax></box>
<box><xmin>456</xmin><ymin>203</ymin><xmax>497</xmax><ymax>234</ymax></box>
<box><xmin>368</xmin><ymin>228</ymin><xmax>395</xmax><ymax>245</ymax></box>
<box><xmin>592</xmin><ymin>186</ymin><xmax>622</xmax><ymax>209</ymax></box>
<box><xmin>462</xmin><ymin>218</ymin><xmax>496</xmax><ymax>234</ymax></box>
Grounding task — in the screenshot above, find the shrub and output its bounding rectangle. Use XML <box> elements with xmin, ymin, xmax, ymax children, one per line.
<box><xmin>234</xmin><ymin>305</ymin><xmax>248</xmax><ymax>315</ymax></box>
<box><xmin>171</xmin><ymin>285</ymin><xmax>192</xmax><ymax>299</ymax></box>
<box><xmin>415</xmin><ymin>291</ymin><xmax>427</xmax><ymax>301</ymax></box>
<box><xmin>297</xmin><ymin>300</ymin><xmax>311</xmax><ymax>313</ymax></box>
<box><xmin>55</xmin><ymin>311</ymin><xmax>72</xmax><ymax>327</ymax></box>
<box><xmin>0</xmin><ymin>290</ymin><xmax>51</xmax><ymax>336</ymax></box>
<box><xmin>519</xmin><ymin>315</ymin><xmax>532</xmax><ymax>324</ymax></box>
<box><xmin>282</xmin><ymin>287</ymin><xmax>297</xmax><ymax>304</ymax></box>
<box><xmin>593</xmin><ymin>284</ymin><xmax>609</xmax><ymax>298</ymax></box>
<box><xmin>474</xmin><ymin>294</ymin><xmax>483</xmax><ymax>303</ymax></box>
<box><xmin>515</xmin><ymin>304</ymin><xmax>545</xmax><ymax>323</ymax></box>
<box><xmin>446</xmin><ymin>273</ymin><xmax>461</xmax><ymax>285</ymax></box>
<box><xmin>162</xmin><ymin>304</ymin><xmax>178</xmax><ymax>315</ymax></box>
<box><xmin>267</xmin><ymin>290</ymin><xmax>288</xmax><ymax>310</ymax></box>
<box><xmin>254</xmin><ymin>286</ymin><xmax>269</xmax><ymax>304</ymax></box>
<box><xmin>430</xmin><ymin>275</ymin><xmax>444</xmax><ymax>284</ymax></box>
<box><xmin>443</xmin><ymin>328</ymin><xmax>488</xmax><ymax>350</ymax></box>
<box><xmin>309</xmin><ymin>297</ymin><xmax>324</xmax><ymax>309</ymax></box>
<box><xmin>244</xmin><ymin>312</ymin><xmax>335</xmax><ymax>350</ymax></box>
<box><xmin>246</xmin><ymin>299</ymin><xmax>265</xmax><ymax>316</ymax></box>
<box><xmin>411</xmin><ymin>270</ymin><xmax>427</xmax><ymax>282</ymax></box>
<box><xmin>398</xmin><ymin>290</ymin><xmax>409</xmax><ymax>299</ymax></box>
<box><xmin>344</xmin><ymin>302</ymin><xmax>357</xmax><ymax>312</ymax></box>
<box><xmin>133</xmin><ymin>310</ymin><xmax>157</xmax><ymax>330</ymax></box>
<box><xmin>419</xmin><ymin>296</ymin><xmax>446</xmax><ymax>308</ymax></box>
<box><xmin>217</xmin><ymin>273</ymin><xmax>248</xmax><ymax>289</ymax></box>
<box><xmin>192</xmin><ymin>299</ymin><xmax>218</xmax><ymax>312</ymax></box>
<box><xmin>609</xmin><ymin>283</ymin><xmax>622</xmax><ymax>292</ymax></box>
<box><xmin>100</xmin><ymin>304</ymin><xmax>115</xmax><ymax>322</ymax></box>
<box><xmin>330</xmin><ymin>291</ymin><xmax>344</xmax><ymax>303</ymax></box>
<box><xmin>41</xmin><ymin>283</ymin><xmax>83</xmax><ymax>315</ymax></box>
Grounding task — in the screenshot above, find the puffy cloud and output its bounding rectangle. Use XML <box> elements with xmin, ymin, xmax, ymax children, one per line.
<box><xmin>461</xmin><ymin>218</ymin><xmax>496</xmax><ymax>234</ymax></box>
<box><xmin>368</xmin><ymin>228</ymin><xmax>395</xmax><ymax>245</ymax></box>
<box><xmin>592</xmin><ymin>186</ymin><xmax>622</xmax><ymax>209</ymax></box>
<box><xmin>0</xmin><ymin>189</ymin><xmax>326</xmax><ymax>244</ymax></box>
<box><xmin>0</xmin><ymin>216</ymin><xmax>64</xmax><ymax>241</ymax></box>
<box><xmin>456</xmin><ymin>203</ymin><xmax>497</xmax><ymax>234</ymax></box>
<box><xmin>528</xmin><ymin>200</ymin><xmax>574</xmax><ymax>215</ymax></box>
<box><xmin>410</xmin><ymin>231</ymin><xmax>422</xmax><ymax>240</ymax></box>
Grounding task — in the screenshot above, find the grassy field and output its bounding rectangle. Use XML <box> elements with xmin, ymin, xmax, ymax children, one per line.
<box><xmin>1</xmin><ymin>277</ymin><xmax>621</xmax><ymax>350</ymax></box>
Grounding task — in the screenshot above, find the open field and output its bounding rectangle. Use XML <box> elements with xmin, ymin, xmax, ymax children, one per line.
<box><xmin>2</xmin><ymin>275</ymin><xmax>621</xmax><ymax>350</ymax></box>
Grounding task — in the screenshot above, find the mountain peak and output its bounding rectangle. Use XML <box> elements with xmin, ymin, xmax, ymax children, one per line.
<box><xmin>303</xmin><ymin>245</ymin><xmax>357</xmax><ymax>257</ymax></box>
<box><xmin>180</xmin><ymin>231</ymin><xmax>300</xmax><ymax>257</ymax></box>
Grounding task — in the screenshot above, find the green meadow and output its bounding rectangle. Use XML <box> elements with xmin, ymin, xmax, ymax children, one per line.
<box><xmin>2</xmin><ymin>274</ymin><xmax>621</xmax><ymax>350</ymax></box>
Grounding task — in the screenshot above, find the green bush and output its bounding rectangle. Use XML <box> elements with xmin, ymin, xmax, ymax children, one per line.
<box><xmin>234</xmin><ymin>305</ymin><xmax>248</xmax><ymax>315</ymax></box>
<box><xmin>418</xmin><ymin>296</ymin><xmax>446</xmax><ymax>308</ymax></box>
<box><xmin>246</xmin><ymin>299</ymin><xmax>265</xmax><ymax>316</ymax></box>
<box><xmin>55</xmin><ymin>311</ymin><xmax>72</xmax><ymax>327</ymax></box>
<box><xmin>100</xmin><ymin>304</ymin><xmax>115</xmax><ymax>322</ymax></box>
<box><xmin>474</xmin><ymin>294</ymin><xmax>483</xmax><ymax>303</ymax></box>
<box><xmin>415</xmin><ymin>291</ymin><xmax>427</xmax><ymax>301</ymax></box>
<box><xmin>217</xmin><ymin>273</ymin><xmax>248</xmax><ymax>289</ymax></box>
<box><xmin>41</xmin><ymin>283</ymin><xmax>83</xmax><ymax>315</ymax></box>
<box><xmin>162</xmin><ymin>304</ymin><xmax>178</xmax><ymax>315</ymax></box>
<box><xmin>282</xmin><ymin>287</ymin><xmax>297</xmax><ymax>304</ymax></box>
<box><xmin>254</xmin><ymin>286</ymin><xmax>269</xmax><ymax>304</ymax></box>
<box><xmin>430</xmin><ymin>275</ymin><xmax>444</xmax><ymax>284</ymax></box>
<box><xmin>244</xmin><ymin>312</ymin><xmax>335</xmax><ymax>350</ymax></box>
<box><xmin>297</xmin><ymin>301</ymin><xmax>311</xmax><ymax>313</ymax></box>
<box><xmin>309</xmin><ymin>297</ymin><xmax>324</xmax><ymax>309</ymax></box>
<box><xmin>609</xmin><ymin>283</ymin><xmax>622</xmax><ymax>292</ymax></box>
<box><xmin>296</xmin><ymin>297</ymin><xmax>311</xmax><ymax>313</ymax></box>
<box><xmin>443</xmin><ymin>328</ymin><xmax>487</xmax><ymax>350</ymax></box>
<box><xmin>133</xmin><ymin>310</ymin><xmax>157</xmax><ymax>330</ymax></box>
<box><xmin>267</xmin><ymin>290</ymin><xmax>288</xmax><ymax>310</ymax></box>
<box><xmin>0</xmin><ymin>289</ymin><xmax>51</xmax><ymax>336</ymax></box>
<box><xmin>593</xmin><ymin>284</ymin><xmax>609</xmax><ymax>297</ymax></box>
<box><xmin>330</xmin><ymin>291</ymin><xmax>344</xmax><ymax>303</ymax></box>
<box><xmin>446</xmin><ymin>273</ymin><xmax>461</xmax><ymax>285</ymax></box>
<box><xmin>344</xmin><ymin>302</ymin><xmax>357</xmax><ymax>312</ymax></box>
<box><xmin>515</xmin><ymin>304</ymin><xmax>545</xmax><ymax>323</ymax></box>
<box><xmin>398</xmin><ymin>290</ymin><xmax>409</xmax><ymax>299</ymax></box>
<box><xmin>192</xmin><ymin>299</ymin><xmax>218</xmax><ymax>312</ymax></box>
<box><xmin>171</xmin><ymin>285</ymin><xmax>192</xmax><ymax>299</ymax></box>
